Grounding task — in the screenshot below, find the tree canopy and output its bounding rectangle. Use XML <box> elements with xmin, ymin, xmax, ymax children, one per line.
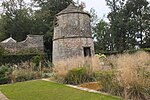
<box><xmin>94</xmin><ymin>0</ymin><xmax>150</xmax><ymax>53</ymax></box>
<box><xmin>0</xmin><ymin>0</ymin><xmax>73</xmax><ymax>60</ymax></box>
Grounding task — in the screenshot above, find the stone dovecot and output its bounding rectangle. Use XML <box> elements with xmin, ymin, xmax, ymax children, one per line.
<box><xmin>53</xmin><ymin>3</ymin><xmax>95</xmax><ymax>63</ymax></box>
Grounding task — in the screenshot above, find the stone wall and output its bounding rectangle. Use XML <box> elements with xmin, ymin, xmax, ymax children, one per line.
<box><xmin>0</xmin><ymin>35</ymin><xmax>44</xmax><ymax>53</ymax></box>
<box><xmin>53</xmin><ymin>38</ymin><xmax>94</xmax><ymax>62</ymax></box>
<box><xmin>54</xmin><ymin>13</ymin><xmax>91</xmax><ymax>40</ymax></box>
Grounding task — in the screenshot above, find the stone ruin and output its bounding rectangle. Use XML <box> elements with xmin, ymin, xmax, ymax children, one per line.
<box><xmin>0</xmin><ymin>35</ymin><xmax>44</xmax><ymax>53</ymax></box>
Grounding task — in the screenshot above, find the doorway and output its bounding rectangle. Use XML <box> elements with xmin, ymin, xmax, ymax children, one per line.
<box><xmin>83</xmin><ymin>47</ymin><xmax>91</xmax><ymax>57</ymax></box>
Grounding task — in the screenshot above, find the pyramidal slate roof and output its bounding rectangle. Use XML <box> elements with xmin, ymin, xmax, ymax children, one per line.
<box><xmin>56</xmin><ymin>3</ymin><xmax>90</xmax><ymax>17</ymax></box>
<box><xmin>1</xmin><ymin>37</ymin><xmax>17</xmax><ymax>43</ymax></box>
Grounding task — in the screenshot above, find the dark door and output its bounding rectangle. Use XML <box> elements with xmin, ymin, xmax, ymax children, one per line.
<box><xmin>83</xmin><ymin>47</ymin><xmax>91</xmax><ymax>57</ymax></box>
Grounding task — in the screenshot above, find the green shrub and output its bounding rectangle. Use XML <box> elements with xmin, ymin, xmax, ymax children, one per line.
<box><xmin>0</xmin><ymin>54</ymin><xmax>44</xmax><ymax>65</ymax></box>
<box><xmin>95</xmin><ymin>70</ymin><xmax>124</xmax><ymax>96</ymax></box>
<box><xmin>0</xmin><ymin>77</ymin><xmax>10</xmax><ymax>84</ymax></box>
<box><xmin>16</xmin><ymin>48</ymin><xmax>41</xmax><ymax>55</ymax></box>
<box><xmin>64</xmin><ymin>67</ymin><xmax>94</xmax><ymax>85</ymax></box>
<box><xmin>0</xmin><ymin>65</ymin><xmax>13</xmax><ymax>84</ymax></box>
<box><xmin>14</xmin><ymin>70</ymin><xmax>42</xmax><ymax>82</ymax></box>
<box><xmin>32</xmin><ymin>55</ymin><xmax>42</xmax><ymax>66</ymax></box>
<box><xmin>32</xmin><ymin>55</ymin><xmax>43</xmax><ymax>71</ymax></box>
<box><xmin>124</xmin><ymin>48</ymin><xmax>150</xmax><ymax>54</ymax></box>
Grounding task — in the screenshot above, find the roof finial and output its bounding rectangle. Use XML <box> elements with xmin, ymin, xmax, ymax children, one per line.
<box><xmin>79</xmin><ymin>2</ymin><xmax>86</xmax><ymax>10</ymax></box>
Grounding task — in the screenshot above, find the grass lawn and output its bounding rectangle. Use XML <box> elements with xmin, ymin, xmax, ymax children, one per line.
<box><xmin>0</xmin><ymin>80</ymin><xmax>121</xmax><ymax>100</ymax></box>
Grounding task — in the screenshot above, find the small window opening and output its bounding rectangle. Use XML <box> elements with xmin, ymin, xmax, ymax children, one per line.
<box><xmin>83</xmin><ymin>47</ymin><xmax>91</xmax><ymax>57</ymax></box>
<box><xmin>54</xmin><ymin>17</ymin><xmax>59</xmax><ymax>27</ymax></box>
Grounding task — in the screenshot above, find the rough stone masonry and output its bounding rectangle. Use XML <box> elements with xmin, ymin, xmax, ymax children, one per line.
<box><xmin>53</xmin><ymin>4</ymin><xmax>95</xmax><ymax>64</ymax></box>
<box><xmin>0</xmin><ymin>35</ymin><xmax>44</xmax><ymax>53</ymax></box>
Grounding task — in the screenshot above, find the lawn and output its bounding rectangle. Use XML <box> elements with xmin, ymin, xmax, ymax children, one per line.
<box><xmin>0</xmin><ymin>80</ymin><xmax>121</xmax><ymax>100</ymax></box>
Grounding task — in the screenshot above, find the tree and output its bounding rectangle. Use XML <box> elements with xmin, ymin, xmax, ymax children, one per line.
<box><xmin>143</xmin><ymin>6</ymin><xmax>150</xmax><ymax>48</ymax></box>
<box><xmin>104</xmin><ymin>0</ymin><xmax>150</xmax><ymax>52</ymax></box>
<box><xmin>1</xmin><ymin>0</ymin><xmax>73</xmax><ymax>61</ymax></box>
<box><xmin>93</xmin><ymin>19</ymin><xmax>112</xmax><ymax>53</ymax></box>
<box><xmin>32</xmin><ymin>0</ymin><xmax>73</xmax><ymax>60</ymax></box>
<box><xmin>90</xmin><ymin>8</ymin><xmax>98</xmax><ymax>30</ymax></box>
<box><xmin>105</xmin><ymin>0</ymin><xmax>128</xmax><ymax>52</ymax></box>
<box><xmin>32</xmin><ymin>0</ymin><xmax>73</xmax><ymax>36</ymax></box>
<box><xmin>1</xmin><ymin>0</ymin><xmax>33</xmax><ymax>41</ymax></box>
<box><xmin>124</xmin><ymin>0</ymin><xmax>150</xmax><ymax>48</ymax></box>
<box><xmin>0</xmin><ymin>18</ymin><xmax>7</xmax><ymax>41</ymax></box>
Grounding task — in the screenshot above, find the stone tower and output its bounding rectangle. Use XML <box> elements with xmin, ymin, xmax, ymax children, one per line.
<box><xmin>53</xmin><ymin>4</ymin><xmax>95</xmax><ymax>63</ymax></box>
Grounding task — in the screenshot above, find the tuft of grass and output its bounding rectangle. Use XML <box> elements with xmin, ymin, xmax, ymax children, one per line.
<box><xmin>0</xmin><ymin>80</ymin><xmax>121</xmax><ymax>100</ymax></box>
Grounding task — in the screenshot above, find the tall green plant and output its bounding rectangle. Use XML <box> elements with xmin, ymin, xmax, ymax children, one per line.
<box><xmin>127</xmin><ymin>82</ymin><xmax>149</xmax><ymax>100</ymax></box>
<box><xmin>65</xmin><ymin>67</ymin><xmax>94</xmax><ymax>85</ymax></box>
<box><xmin>95</xmin><ymin>70</ymin><xmax>124</xmax><ymax>96</ymax></box>
<box><xmin>32</xmin><ymin>55</ymin><xmax>43</xmax><ymax>71</ymax></box>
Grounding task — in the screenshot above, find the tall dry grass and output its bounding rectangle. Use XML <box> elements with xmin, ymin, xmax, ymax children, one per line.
<box><xmin>11</xmin><ymin>60</ymin><xmax>52</xmax><ymax>83</ymax></box>
<box><xmin>53</xmin><ymin>51</ymin><xmax>150</xmax><ymax>99</ymax></box>
<box><xmin>53</xmin><ymin>56</ymin><xmax>103</xmax><ymax>77</ymax></box>
<box><xmin>116</xmin><ymin>51</ymin><xmax>150</xmax><ymax>86</ymax></box>
<box><xmin>53</xmin><ymin>51</ymin><xmax>150</xmax><ymax>80</ymax></box>
<box><xmin>115</xmin><ymin>51</ymin><xmax>150</xmax><ymax>99</ymax></box>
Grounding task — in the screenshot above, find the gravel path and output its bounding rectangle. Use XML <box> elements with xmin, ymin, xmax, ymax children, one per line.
<box><xmin>0</xmin><ymin>91</ymin><xmax>9</xmax><ymax>100</ymax></box>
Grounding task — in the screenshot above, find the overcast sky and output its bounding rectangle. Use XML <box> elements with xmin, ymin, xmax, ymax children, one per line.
<box><xmin>0</xmin><ymin>0</ymin><xmax>110</xmax><ymax>19</ymax></box>
<box><xmin>74</xmin><ymin>0</ymin><xmax>150</xmax><ymax>19</ymax></box>
<box><xmin>74</xmin><ymin>0</ymin><xmax>110</xmax><ymax>20</ymax></box>
<box><xmin>1</xmin><ymin>0</ymin><xmax>150</xmax><ymax>19</ymax></box>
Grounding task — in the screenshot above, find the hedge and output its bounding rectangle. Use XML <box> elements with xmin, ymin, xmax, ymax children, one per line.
<box><xmin>100</xmin><ymin>48</ymin><xmax>150</xmax><ymax>55</ymax></box>
<box><xmin>0</xmin><ymin>54</ymin><xmax>45</xmax><ymax>65</ymax></box>
<box><xmin>124</xmin><ymin>48</ymin><xmax>150</xmax><ymax>54</ymax></box>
